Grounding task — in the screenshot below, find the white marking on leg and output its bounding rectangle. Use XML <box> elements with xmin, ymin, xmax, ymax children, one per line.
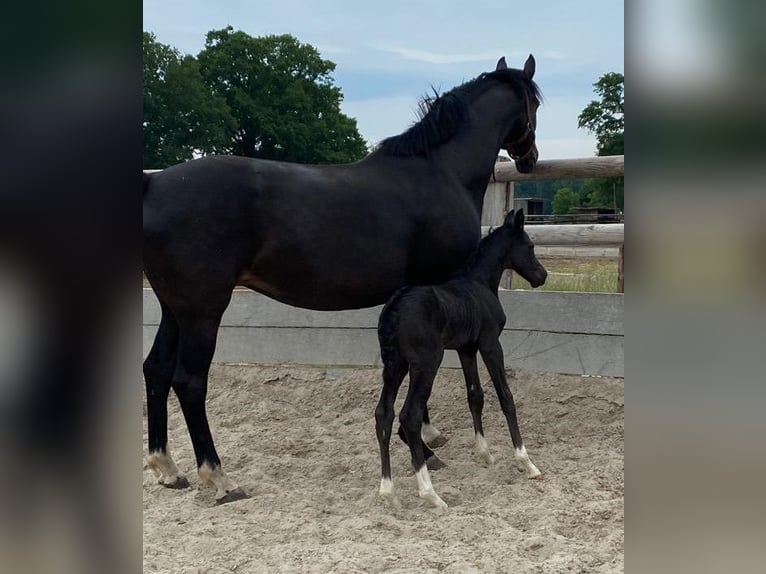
<box><xmin>421</xmin><ymin>423</ymin><xmax>442</xmax><ymax>444</ymax></box>
<box><xmin>475</xmin><ymin>432</ymin><xmax>495</xmax><ymax>465</ymax></box>
<box><xmin>515</xmin><ymin>445</ymin><xmax>542</xmax><ymax>478</ymax></box>
<box><xmin>415</xmin><ymin>466</ymin><xmax>448</xmax><ymax>509</ymax></box>
<box><xmin>199</xmin><ymin>462</ymin><xmax>241</xmax><ymax>500</ymax></box>
<box><xmin>379</xmin><ymin>477</ymin><xmax>401</xmax><ymax>508</ymax></box>
<box><xmin>146</xmin><ymin>450</ymin><xmax>185</xmax><ymax>486</ymax></box>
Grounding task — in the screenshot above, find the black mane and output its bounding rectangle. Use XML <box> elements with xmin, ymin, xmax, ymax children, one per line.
<box><xmin>450</xmin><ymin>224</ymin><xmax>509</xmax><ymax>278</ymax></box>
<box><xmin>378</xmin><ymin>69</ymin><xmax>541</xmax><ymax>158</ymax></box>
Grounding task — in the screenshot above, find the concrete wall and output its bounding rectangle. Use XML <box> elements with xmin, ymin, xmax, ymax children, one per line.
<box><xmin>143</xmin><ymin>289</ymin><xmax>623</xmax><ymax>377</ymax></box>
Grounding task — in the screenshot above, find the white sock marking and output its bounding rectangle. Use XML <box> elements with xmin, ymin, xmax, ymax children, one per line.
<box><xmin>199</xmin><ymin>462</ymin><xmax>240</xmax><ymax>499</ymax></box>
<box><xmin>421</xmin><ymin>423</ymin><xmax>442</xmax><ymax>444</ymax></box>
<box><xmin>515</xmin><ymin>445</ymin><xmax>542</xmax><ymax>478</ymax></box>
<box><xmin>147</xmin><ymin>450</ymin><xmax>184</xmax><ymax>485</ymax></box>
<box><xmin>378</xmin><ymin>477</ymin><xmax>401</xmax><ymax>508</ymax></box>
<box><xmin>475</xmin><ymin>433</ymin><xmax>495</xmax><ymax>465</ymax></box>
<box><xmin>415</xmin><ymin>466</ymin><xmax>448</xmax><ymax>509</ymax></box>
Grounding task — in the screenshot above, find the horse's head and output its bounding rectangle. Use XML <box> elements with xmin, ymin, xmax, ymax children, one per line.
<box><xmin>496</xmin><ymin>55</ymin><xmax>540</xmax><ymax>174</ymax></box>
<box><xmin>502</xmin><ymin>209</ymin><xmax>547</xmax><ymax>287</ymax></box>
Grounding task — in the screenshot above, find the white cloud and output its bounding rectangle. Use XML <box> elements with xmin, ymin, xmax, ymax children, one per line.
<box><xmin>377</xmin><ymin>46</ymin><xmax>514</xmax><ymax>65</ymax></box>
<box><xmin>536</xmin><ymin>138</ymin><xmax>597</xmax><ymax>160</ymax></box>
<box><xmin>343</xmin><ymin>94</ymin><xmax>599</xmax><ymax>159</ymax></box>
<box><xmin>342</xmin><ymin>96</ymin><xmax>420</xmax><ymax>147</ymax></box>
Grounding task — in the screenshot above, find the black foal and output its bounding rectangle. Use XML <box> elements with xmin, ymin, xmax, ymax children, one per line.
<box><xmin>375</xmin><ymin>209</ymin><xmax>547</xmax><ymax>509</ymax></box>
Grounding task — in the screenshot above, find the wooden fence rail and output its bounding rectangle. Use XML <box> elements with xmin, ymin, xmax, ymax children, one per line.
<box><xmin>493</xmin><ymin>155</ymin><xmax>624</xmax><ymax>182</ymax></box>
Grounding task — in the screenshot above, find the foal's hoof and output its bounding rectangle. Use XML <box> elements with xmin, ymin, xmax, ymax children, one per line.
<box><xmin>426</xmin><ymin>435</ymin><xmax>448</xmax><ymax>449</ymax></box>
<box><xmin>426</xmin><ymin>455</ymin><xmax>447</xmax><ymax>471</ymax></box>
<box><xmin>527</xmin><ymin>468</ymin><xmax>543</xmax><ymax>479</ymax></box>
<box><xmin>160</xmin><ymin>476</ymin><xmax>190</xmax><ymax>489</ymax></box>
<box><xmin>420</xmin><ymin>490</ymin><xmax>448</xmax><ymax>510</ymax></box>
<box><xmin>215</xmin><ymin>487</ymin><xmax>249</xmax><ymax>505</ymax></box>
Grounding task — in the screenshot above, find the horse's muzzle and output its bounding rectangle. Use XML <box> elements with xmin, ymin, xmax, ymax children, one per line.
<box><xmin>529</xmin><ymin>268</ymin><xmax>547</xmax><ymax>288</ymax></box>
<box><xmin>513</xmin><ymin>145</ymin><xmax>538</xmax><ymax>174</ymax></box>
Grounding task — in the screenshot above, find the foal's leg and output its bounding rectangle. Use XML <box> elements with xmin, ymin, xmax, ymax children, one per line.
<box><xmin>173</xmin><ymin>311</ymin><xmax>247</xmax><ymax>503</ymax></box>
<box><xmin>400</xmin><ymin>354</ymin><xmax>447</xmax><ymax>509</ymax></box>
<box><xmin>144</xmin><ymin>303</ymin><xmax>188</xmax><ymax>488</ymax></box>
<box><xmin>457</xmin><ymin>345</ymin><xmax>494</xmax><ymax>465</ymax></box>
<box><xmin>396</xmin><ymin>423</ymin><xmax>446</xmax><ymax>471</ymax></box>
<box><xmin>374</xmin><ymin>349</ymin><xmax>408</xmax><ymax>507</ymax></box>
<box><xmin>397</xmin><ymin>404</ymin><xmax>446</xmax><ymax>452</ymax></box>
<box><xmin>421</xmin><ymin>405</ymin><xmax>448</xmax><ymax>447</ymax></box>
<box><xmin>480</xmin><ymin>340</ymin><xmax>541</xmax><ymax>478</ymax></box>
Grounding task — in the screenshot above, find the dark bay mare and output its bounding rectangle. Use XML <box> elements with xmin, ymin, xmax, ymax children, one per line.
<box><xmin>375</xmin><ymin>209</ymin><xmax>547</xmax><ymax>509</ymax></box>
<box><xmin>143</xmin><ymin>55</ymin><xmax>542</xmax><ymax>503</ymax></box>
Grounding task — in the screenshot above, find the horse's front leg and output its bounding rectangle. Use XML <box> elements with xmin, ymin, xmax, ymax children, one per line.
<box><xmin>480</xmin><ymin>340</ymin><xmax>541</xmax><ymax>479</ymax></box>
<box><xmin>457</xmin><ymin>344</ymin><xmax>494</xmax><ymax>465</ymax></box>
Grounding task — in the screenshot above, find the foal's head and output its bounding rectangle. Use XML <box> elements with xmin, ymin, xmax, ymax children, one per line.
<box><xmin>502</xmin><ymin>209</ymin><xmax>547</xmax><ymax>287</ymax></box>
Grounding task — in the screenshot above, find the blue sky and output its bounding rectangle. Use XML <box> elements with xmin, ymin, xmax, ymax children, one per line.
<box><xmin>144</xmin><ymin>0</ymin><xmax>623</xmax><ymax>159</ymax></box>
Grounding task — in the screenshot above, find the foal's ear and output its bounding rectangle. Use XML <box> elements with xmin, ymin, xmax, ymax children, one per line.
<box><xmin>496</xmin><ymin>57</ymin><xmax>508</xmax><ymax>71</ymax></box>
<box><xmin>504</xmin><ymin>209</ymin><xmax>516</xmax><ymax>226</ymax></box>
<box><xmin>514</xmin><ymin>208</ymin><xmax>525</xmax><ymax>230</ymax></box>
<box><xmin>523</xmin><ymin>54</ymin><xmax>535</xmax><ymax>80</ymax></box>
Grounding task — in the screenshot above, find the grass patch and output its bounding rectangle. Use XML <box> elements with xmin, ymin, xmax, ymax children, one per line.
<box><xmin>512</xmin><ymin>257</ymin><xmax>620</xmax><ymax>293</ymax></box>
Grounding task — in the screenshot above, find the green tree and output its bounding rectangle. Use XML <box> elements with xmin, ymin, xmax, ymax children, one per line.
<box><xmin>143</xmin><ymin>32</ymin><xmax>235</xmax><ymax>168</ymax></box>
<box><xmin>552</xmin><ymin>187</ymin><xmax>579</xmax><ymax>215</ymax></box>
<box><xmin>197</xmin><ymin>27</ymin><xmax>367</xmax><ymax>163</ymax></box>
<box><xmin>578</xmin><ymin>72</ymin><xmax>624</xmax><ymax>210</ymax></box>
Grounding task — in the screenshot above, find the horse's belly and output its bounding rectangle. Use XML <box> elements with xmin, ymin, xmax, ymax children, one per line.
<box><xmin>237</xmin><ymin>268</ymin><xmax>403</xmax><ymax>311</ymax></box>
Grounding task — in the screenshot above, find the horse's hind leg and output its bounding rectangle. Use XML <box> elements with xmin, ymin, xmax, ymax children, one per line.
<box><xmin>375</xmin><ymin>348</ymin><xmax>408</xmax><ymax>507</ymax></box>
<box><xmin>400</xmin><ymin>354</ymin><xmax>447</xmax><ymax>509</ymax></box>
<box><xmin>144</xmin><ymin>303</ymin><xmax>189</xmax><ymax>488</ymax></box>
<box><xmin>173</xmin><ymin>309</ymin><xmax>248</xmax><ymax>503</ymax></box>
<box><xmin>458</xmin><ymin>345</ymin><xmax>494</xmax><ymax>466</ymax></box>
<box><xmin>480</xmin><ymin>341</ymin><xmax>541</xmax><ymax>479</ymax></box>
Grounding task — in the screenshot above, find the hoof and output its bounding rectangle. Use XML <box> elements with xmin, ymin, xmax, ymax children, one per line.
<box><xmin>426</xmin><ymin>434</ymin><xmax>448</xmax><ymax>448</ymax></box>
<box><xmin>161</xmin><ymin>476</ymin><xmax>190</xmax><ymax>489</ymax></box>
<box><xmin>215</xmin><ymin>487</ymin><xmax>249</xmax><ymax>505</ymax></box>
<box><xmin>528</xmin><ymin>468</ymin><xmax>543</xmax><ymax>479</ymax></box>
<box><xmin>420</xmin><ymin>490</ymin><xmax>448</xmax><ymax>510</ymax></box>
<box><xmin>380</xmin><ymin>492</ymin><xmax>402</xmax><ymax>509</ymax></box>
<box><xmin>479</xmin><ymin>452</ymin><xmax>496</xmax><ymax>466</ymax></box>
<box><xmin>426</xmin><ymin>455</ymin><xmax>447</xmax><ymax>471</ymax></box>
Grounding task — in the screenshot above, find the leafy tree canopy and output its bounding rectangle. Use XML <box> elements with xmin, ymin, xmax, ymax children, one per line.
<box><xmin>143</xmin><ymin>32</ymin><xmax>234</xmax><ymax>168</ymax></box>
<box><xmin>197</xmin><ymin>27</ymin><xmax>367</xmax><ymax>164</ymax></box>
<box><xmin>143</xmin><ymin>28</ymin><xmax>367</xmax><ymax>168</ymax></box>
<box><xmin>551</xmin><ymin>187</ymin><xmax>579</xmax><ymax>215</ymax></box>
<box><xmin>577</xmin><ymin>72</ymin><xmax>624</xmax><ymax>210</ymax></box>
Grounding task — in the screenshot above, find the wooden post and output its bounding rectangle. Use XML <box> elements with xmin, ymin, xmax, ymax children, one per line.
<box><xmin>618</xmin><ymin>244</ymin><xmax>624</xmax><ymax>293</ymax></box>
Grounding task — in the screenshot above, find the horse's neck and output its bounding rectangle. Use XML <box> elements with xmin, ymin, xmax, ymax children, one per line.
<box><xmin>467</xmin><ymin>232</ymin><xmax>512</xmax><ymax>292</ymax></box>
<box><xmin>433</xmin><ymin>88</ymin><xmax>522</xmax><ymax>199</ymax></box>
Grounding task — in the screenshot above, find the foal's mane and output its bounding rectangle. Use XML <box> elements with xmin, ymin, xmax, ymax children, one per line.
<box><xmin>450</xmin><ymin>223</ymin><xmax>511</xmax><ymax>278</ymax></box>
<box><xmin>378</xmin><ymin>69</ymin><xmax>542</xmax><ymax>158</ymax></box>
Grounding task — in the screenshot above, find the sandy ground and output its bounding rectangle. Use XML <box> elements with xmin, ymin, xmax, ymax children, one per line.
<box><xmin>143</xmin><ymin>364</ymin><xmax>624</xmax><ymax>573</ymax></box>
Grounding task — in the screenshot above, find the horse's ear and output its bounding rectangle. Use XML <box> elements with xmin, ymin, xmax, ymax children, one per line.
<box><xmin>514</xmin><ymin>208</ymin><xmax>525</xmax><ymax>230</ymax></box>
<box><xmin>496</xmin><ymin>57</ymin><xmax>508</xmax><ymax>71</ymax></box>
<box><xmin>504</xmin><ymin>209</ymin><xmax>515</xmax><ymax>226</ymax></box>
<box><xmin>523</xmin><ymin>54</ymin><xmax>535</xmax><ymax>80</ymax></box>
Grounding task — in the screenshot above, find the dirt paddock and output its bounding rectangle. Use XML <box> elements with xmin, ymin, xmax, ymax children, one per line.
<box><xmin>143</xmin><ymin>363</ymin><xmax>624</xmax><ymax>573</ymax></box>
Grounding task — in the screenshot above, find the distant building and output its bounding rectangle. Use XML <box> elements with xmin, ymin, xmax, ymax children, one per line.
<box><xmin>513</xmin><ymin>197</ymin><xmax>545</xmax><ymax>218</ymax></box>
